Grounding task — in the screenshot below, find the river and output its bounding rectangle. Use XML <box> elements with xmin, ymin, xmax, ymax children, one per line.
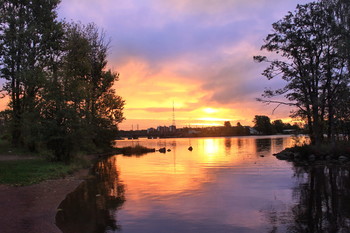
<box><xmin>55</xmin><ymin>136</ymin><xmax>350</xmax><ymax>233</ymax></box>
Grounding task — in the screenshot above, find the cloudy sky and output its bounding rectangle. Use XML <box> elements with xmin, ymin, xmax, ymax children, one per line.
<box><xmin>58</xmin><ymin>0</ymin><xmax>309</xmax><ymax>129</ymax></box>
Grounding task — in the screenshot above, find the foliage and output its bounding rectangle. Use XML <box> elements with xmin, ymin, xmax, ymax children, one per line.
<box><xmin>254</xmin><ymin>0</ymin><xmax>350</xmax><ymax>145</ymax></box>
<box><xmin>0</xmin><ymin>1</ymin><xmax>125</xmax><ymax>162</ymax></box>
<box><xmin>120</xmin><ymin>145</ymin><xmax>156</xmax><ymax>156</ymax></box>
<box><xmin>224</xmin><ymin>121</ymin><xmax>232</xmax><ymax>127</ymax></box>
<box><xmin>253</xmin><ymin>115</ymin><xmax>273</xmax><ymax>135</ymax></box>
<box><xmin>0</xmin><ymin>0</ymin><xmax>63</xmax><ymax>146</ymax></box>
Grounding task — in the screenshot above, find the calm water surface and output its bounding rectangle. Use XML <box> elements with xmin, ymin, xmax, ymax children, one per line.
<box><xmin>56</xmin><ymin>136</ymin><xmax>350</xmax><ymax>233</ymax></box>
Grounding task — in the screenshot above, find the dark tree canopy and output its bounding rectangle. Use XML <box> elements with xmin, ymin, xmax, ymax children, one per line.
<box><xmin>0</xmin><ymin>0</ymin><xmax>124</xmax><ymax>161</ymax></box>
<box><xmin>254</xmin><ymin>0</ymin><xmax>350</xmax><ymax>145</ymax></box>
<box><xmin>253</xmin><ymin>115</ymin><xmax>273</xmax><ymax>135</ymax></box>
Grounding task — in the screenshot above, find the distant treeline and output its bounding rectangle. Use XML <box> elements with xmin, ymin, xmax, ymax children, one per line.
<box><xmin>118</xmin><ymin>116</ymin><xmax>301</xmax><ymax>138</ymax></box>
<box><xmin>0</xmin><ymin>1</ymin><xmax>124</xmax><ymax>162</ymax></box>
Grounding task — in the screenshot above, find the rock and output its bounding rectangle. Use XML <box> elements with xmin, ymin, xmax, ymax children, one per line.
<box><xmin>276</xmin><ymin>151</ymin><xmax>294</xmax><ymax>160</ymax></box>
<box><xmin>159</xmin><ymin>147</ymin><xmax>166</xmax><ymax>153</ymax></box>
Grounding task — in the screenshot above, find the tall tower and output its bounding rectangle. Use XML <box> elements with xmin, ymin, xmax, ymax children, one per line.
<box><xmin>172</xmin><ymin>100</ymin><xmax>176</xmax><ymax>126</ymax></box>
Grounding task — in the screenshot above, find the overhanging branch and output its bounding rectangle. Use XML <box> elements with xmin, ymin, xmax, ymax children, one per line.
<box><xmin>256</xmin><ymin>98</ymin><xmax>304</xmax><ymax>114</ymax></box>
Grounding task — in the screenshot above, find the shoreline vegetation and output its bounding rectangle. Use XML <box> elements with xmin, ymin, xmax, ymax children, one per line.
<box><xmin>0</xmin><ymin>144</ymin><xmax>157</xmax><ymax>186</ymax></box>
<box><xmin>274</xmin><ymin>143</ymin><xmax>350</xmax><ymax>166</ymax></box>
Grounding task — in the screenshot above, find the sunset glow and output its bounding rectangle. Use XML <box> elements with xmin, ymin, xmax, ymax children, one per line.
<box><xmin>0</xmin><ymin>0</ymin><xmax>311</xmax><ymax>130</ymax></box>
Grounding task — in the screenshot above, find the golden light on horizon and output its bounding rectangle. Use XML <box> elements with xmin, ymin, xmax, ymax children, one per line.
<box><xmin>203</xmin><ymin>107</ymin><xmax>218</xmax><ymax>114</ymax></box>
<box><xmin>113</xmin><ymin>138</ymin><xmax>248</xmax><ymax>200</ymax></box>
<box><xmin>197</xmin><ymin>117</ymin><xmax>232</xmax><ymax>122</ymax></box>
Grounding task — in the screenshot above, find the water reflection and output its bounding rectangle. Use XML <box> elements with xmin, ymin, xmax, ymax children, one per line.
<box><xmin>57</xmin><ymin>136</ymin><xmax>328</xmax><ymax>233</ymax></box>
<box><xmin>255</xmin><ymin>138</ymin><xmax>272</xmax><ymax>153</ymax></box>
<box><xmin>262</xmin><ymin>165</ymin><xmax>350</xmax><ymax>233</ymax></box>
<box><xmin>56</xmin><ymin>157</ymin><xmax>125</xmax><ymax>233</ymax></box>
<box><xmin>290</xmin><ymin>165</ymin><xmax>350</xmax><ymax>232</ymax></box>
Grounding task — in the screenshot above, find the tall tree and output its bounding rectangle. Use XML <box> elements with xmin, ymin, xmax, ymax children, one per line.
<box><xmin>253</xmin><ymin>115</ymin><xmax>273</xmax><ymax>135</ymax></box>
<box><xmin>40</xmin><ymin>22</ymin><xmax>125</xmax><ymax>161</ymax></box>
<box><xmin>0</xmin><ymin>0</ymin><xmax>62</xmax><ymax>146</ymax></box>
<box><xmin>254</xmin><ymin>1</ymin><xmax>350</xmax><ymax>145</ymax></box>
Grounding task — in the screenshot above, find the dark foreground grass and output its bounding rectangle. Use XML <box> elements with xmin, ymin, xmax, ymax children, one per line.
<box><xmin>0</xmin><ymin>158</ymin><xmax>82</xmax><ymax>186</ymax></box>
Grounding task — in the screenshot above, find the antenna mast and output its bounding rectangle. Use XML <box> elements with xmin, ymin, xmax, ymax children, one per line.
<box><xmin>172</xmin><ymin>100</ymin><xmax>176</xmax><ymax>126</ymax></box>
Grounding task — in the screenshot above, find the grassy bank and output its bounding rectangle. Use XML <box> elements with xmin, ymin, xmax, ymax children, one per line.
<box><xmin>0</xmin><ymin>158</ymin><xmax>87</xmax><ymax>186</ymax></box>
<box><xmin>0</xmin><ymin>141</ymin><xmax>156</xmax><ymax>186</ymax></box>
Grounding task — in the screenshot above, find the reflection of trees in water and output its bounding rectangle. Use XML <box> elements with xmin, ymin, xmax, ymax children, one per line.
<box><xmin>56</xmin><ymin>157</ymin><xmax>125</xmax><ymax>233</ymax></box>
<box><xmin>255</xmin><ymin>138</ymin><xmax>272</xmax><ymax>153</ymax></box>
<box><xmin>263</xmin><ymin>165</ymin><xmax>350</xmax><ymax>232</ymax></box>
<box><xmin>225</xmin><ymin>138</ymin><xmax>232</xmax><ymax>149</ymax></box>
<box><xmin>290</xmin><ymin>165</ymin><xmax>350</xmax><ymax>233</ymax></box>
<box><xmin>237</xmin><ymin>138</ymin><xmax>243</xmax><ymax>149</ymax></box>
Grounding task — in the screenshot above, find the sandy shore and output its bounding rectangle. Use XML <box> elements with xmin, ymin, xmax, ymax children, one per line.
<box><xmin>0</xmin><ymin>169</ymin><xmax>89</xmax><ymax>233</ymax></box>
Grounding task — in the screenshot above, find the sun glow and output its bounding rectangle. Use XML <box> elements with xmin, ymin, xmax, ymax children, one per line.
<box><xmin>203</xmin><ymin>107</ymin><xmax>218</xmax><ymax>114</ymax></box>
<box><xmin>197</xmin><ymin>117</ymin><xmax>232</xmax><ymax>122</ymax></box>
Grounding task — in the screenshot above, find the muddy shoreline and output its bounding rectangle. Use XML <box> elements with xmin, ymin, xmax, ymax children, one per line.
<box><xmin>0</xmin><ymin>169</ymin><xmax>89</xmax><ymax>233</ymax></box>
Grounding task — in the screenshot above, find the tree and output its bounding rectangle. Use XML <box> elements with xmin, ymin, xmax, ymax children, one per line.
<box><xmin>235</xmin><ymin>122</ymin><xmax>246</xmax><ymax>135</ymax></box>
<box><xmin>224</xmin><ymin>121</ymin><xmax>231</xmax><ymax>128</ymax></box>
<box><xmin>272</xmin><ymin>120</ymin><xmax>284</xmax><ymax>134</ymax></box>
<box><xmin>254</xmin><ymin>1</ymin><xmax>350</xmax><ymax>145</ymax></box>
<box><xmin>39</xmin><ymin>22</ymin><xmax>125</xmax><ymax>161</ymax></box>
<box><xmin>0</xmin><ymin>0</ymin><xmax>62</xmax><ymax>147</ymax></box>
<box><xmin>0</xmin><ymin>1</ymin><xmax>124</xmax><ymax>161</ymax></box>
<box><xmin>253</xmin><ymin>115</ymin><xmax>272</xmax><ymax>135</ymax></box>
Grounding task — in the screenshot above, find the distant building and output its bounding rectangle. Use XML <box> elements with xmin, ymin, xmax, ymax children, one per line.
<box><xmin>147</xmin><ymin>127</ymin><xmax>156</xmax><ymax>134</ymax></box>
<box><xmin>248</xmin><ymin>127</ymin><xmax>259</xmax><ymax>135</ymax></box>
<box><xmin>169</xmin><ymin>125</ymin><xmax>176</xmax><ymax>132</ymax></box>
<box><xmin>157</xmin><ymin>126</ymin><xmax>170</xmax><ymax>134</ymax></box>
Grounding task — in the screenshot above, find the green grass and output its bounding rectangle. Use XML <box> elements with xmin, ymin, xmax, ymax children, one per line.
<box><xmin>0</xmin><ymin>158</ymin><xmax>82</xmax><ymax>186</ymax></box>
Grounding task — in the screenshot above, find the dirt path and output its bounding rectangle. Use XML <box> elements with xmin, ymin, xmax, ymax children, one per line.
<box><xmin>0</xmin><ymin>169</ymin><xmax>89</xmax><ymax>233</ymax></box>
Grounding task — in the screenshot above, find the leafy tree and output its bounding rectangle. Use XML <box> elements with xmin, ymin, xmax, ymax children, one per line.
<box><xmin>272</xmin><ymin>120</ymin><xmax>285</xmax><ymax>134</ymax></box>
<box><xmin>253</xmin><ymin>115</ymin><xmax>273</xmax><ymax>135</ymax></box>
<box><xmin>0</xmin><ymin>2</ymin><xmax>124</xmax><ymax>161</ymax></box>
<box><xmin>39</xmin><ymin>22</ymin><xmax>125</xmax><ymax>161</ymax></box>
<box><xmin>0</xmin><ymin>0</ymin><xmax>62</xmax><ymax>147</ymax></box>
<box><xmin>224</xmin><ymin>121</ymin><xmax>231</xmax><ymax>128</ymax></box>
<box><xmin>254</xmin><ymin>1</ymin><xmax>350</xmax><ymax>145</ymax></box>
<box><xmin>235</xmin><ymin>122</ymin><xmax>246</xmax><ymax>136</ymax></box>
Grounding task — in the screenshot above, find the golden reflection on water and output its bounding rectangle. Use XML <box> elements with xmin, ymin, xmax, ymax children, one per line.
<box><xmin>57</xmin><ymin>135</ymin><xmax>319</xmax><ymax>233</ymax></box>
<box><xmin>114</xmin><ymin>136</ymin><xmax>297</xmax><ymax>201</ymax></box>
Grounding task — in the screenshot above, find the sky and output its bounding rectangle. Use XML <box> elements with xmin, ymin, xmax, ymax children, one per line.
<box><xmin>1</xmin><ymin>0</ymin><xmax>312</xmax><ymax>130</ymax></box>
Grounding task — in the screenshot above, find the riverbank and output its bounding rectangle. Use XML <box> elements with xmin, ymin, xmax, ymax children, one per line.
<box><xmin>274</xmin><ymin>143</ymin><xmax>350</xmax><ymax>166</ymax></box>
<box><xmin>0</xmin><ymin>144</ymin><xmax>158</xmax><ymax>233</ymax></box>
<box><xmin>0</xmin><ymin>168</ymin><xmax>89</xmax><ymax>233</ymax></box>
